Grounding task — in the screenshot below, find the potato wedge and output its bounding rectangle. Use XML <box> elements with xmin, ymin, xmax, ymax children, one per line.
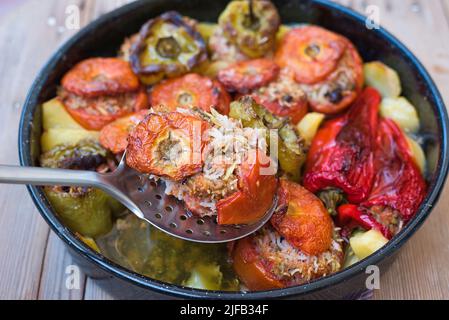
<box><xmin>364</xmin><ymin>61</ymin><xmax>401</xmax><ymax>98</ymax></box>
<box><xmin>41</xmin><ymin>129</ymin><xmax>99</xmax><ymax>153</ymax></box>
<box><xmin>77</xmin><ymin>234</ymin><xmax>100</xmax><ymax>253</ymax></box>
<box><xmin>184</xmin><ymin>263</ymin><xmax>223</xmax><ymax>291</ymax></box>
<box><xmin>350</xmin><ymin>229</ymin><xmax>388</xmax><ymax>260</ymax></box>
<box><xmin>197</xmin><ymin>22</ymin><xmax>218</xmax><ymax>43</ymax></box>
<box><xmin>41</xmin><ymin>98</ymin><xmax>100</xmax><ymax>152</ymax></box>
<box><xmin>276</xmin><ymin>25</ymin><xmax>291</xmax><ymax>47</ymax></box>
<box><xmin>296</xmin><ymin>112</ymin><xmax>325</xmax><ymax>145</ymax></box>
<box><xmin>42</xmin><ymin>98</ymin><xmax>85</xmax><ymax>130</ymax></box>
<box><xmin>380</xmin><ymin>96</ymin><xmax>420</xmax><ymax>133</ymax></box>
<box><xmin>343</xmin><ymin>246</ymin><xmax>360</xmax><ymax>268</ymax></box>
<box><xmin>194</xmin><ymin>60</ymin><xmax>232</xmax><ymax>78</ymax></box>
<box><xmin>406</xmin><ymin>136</ymin><xmax>426</xmax><ymax>174</ymax></box>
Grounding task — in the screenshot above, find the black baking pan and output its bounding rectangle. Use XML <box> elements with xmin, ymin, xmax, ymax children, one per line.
<box><xmin>18</xmin><ymin>0</ymin><xmax>449</xmax><ymax>299</ymax></box>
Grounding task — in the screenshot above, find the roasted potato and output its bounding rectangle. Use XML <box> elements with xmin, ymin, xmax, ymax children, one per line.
<box><xmin>296</xmin><ymin>112</ymin><xmax>325</xmax><ymax>145</ymax></box>
<box><xmin>196</xmin><ymin>22</ymin><xmax>218</xmax><ymax>43</ymax></box>
<box><xmin>349</xmin><ymin>229</ymin><xmax>388</xmax><ymax>260</ymax></box>
<box><xmin>184</xmin><ymin>263</ymin><xmax>223</xmax><ymax>290</ymax></box>
<box><xmin>41</xmin><ymin>99</ymin><xmax>99</xmax><ymax>152</ymax></box>
<box><xmin>364</xmin><ymin>61</ymin><xmax>401</xmax><ymax>98</ymax></box>
<box><xmin>380</xmin><ymin>96</ymin><xmax>420</xmax><ymax>133</ymax></box>
<box><xmin>406</xmin><ymin>135</ymin><xmax>426</xmax><ymax>174</ymax></box>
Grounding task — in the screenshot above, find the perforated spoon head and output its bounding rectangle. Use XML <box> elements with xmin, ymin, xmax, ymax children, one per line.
<box><xmin>101</xmin><ymin>157</ymin><xmax>277</xmax><ymax>244</ymax></box>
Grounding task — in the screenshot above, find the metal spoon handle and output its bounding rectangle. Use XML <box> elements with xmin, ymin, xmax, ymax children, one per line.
<box><xmin>0</xmin><ymin>164</ymin><xmax>144</xmax><ymax>220</ymax></box>
<box><xmin>0</xmin><ymin>165</ymin><xmax>102</xmax><ymax>187</ymax></box>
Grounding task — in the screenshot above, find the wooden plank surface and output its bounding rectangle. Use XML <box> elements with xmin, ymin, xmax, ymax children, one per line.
<box><xmin>0</xmin><ymin>0</ymin><xmax>448</xmax><ymax>300</ymax></box>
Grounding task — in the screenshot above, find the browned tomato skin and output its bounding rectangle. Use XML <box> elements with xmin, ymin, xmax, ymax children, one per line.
<box><xmin>271</xmin><ymin>180</ymin><xmax>333</xmax><ymax>256</ymax></box>
<box><xmin>309</xmin><ymin>40</ymin><xmax>364</xmax><ymax>115</ymax></box>
<box><xmin>99</xmin><ymin>110</ymin><xmax>150</xmax><ymax>154</ymax></box>
<box><xmin>150</xmin><ymin>73</ymin><xmax>231</xmax><ymax>115</ymax></box>
<box><xmin>63</xmin><ymin>88</ymin><xmax>148</xmax><ymax>131</ymax></box>
<box><xmin>62</xmin><ymin>58</ymin><xmax>140</xmax><ymax>98</ymax></box>
<box><xmin>275</xmin><ymin>26</ymin><xmax>346</xmax><ymax>85</ymax></box>
<box><xmin>216</xmin><ymin>152</ymin><xmax>278</xmax><ymax>225</ymax></box>
<box><xmin>232</xmin><ymin>237</ymin><xmax>284</xmax><ymax>291</ymax></box>
<box><xmin>126</xmin><ymin>112</ymin><xmax>210</xmax><ymax>181</ymax></box>
<box><xmin>217</xmin><ymin>59</ymin><xmax>280</xmax><ymax>94</ymax></box>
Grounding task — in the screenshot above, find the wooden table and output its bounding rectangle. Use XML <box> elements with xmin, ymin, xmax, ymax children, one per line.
<box><xmin>0</xmin><ymin>0</ymin><xmax>448</xmax><ymax>300</ymax></box>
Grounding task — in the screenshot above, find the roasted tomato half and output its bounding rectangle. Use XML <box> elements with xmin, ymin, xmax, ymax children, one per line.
<box><xmin>99</xmin><ymin>110</ymin><xmax>150</xmax><ymax>154</ymax></box>
<box><xmin>302</xmin><ymin>39</ymin><xmax>364</xmax><ymax>114</ymax></box>
<box><xmin>216</xmin><ymin>150</ymin><xmax>278</xmax><ymax>225</ymax></box>
<box><xmin>59</xmin><ymin>87</ymin><xmax>148</xmax><ymax>131</ymax></box>
<box><xmin>232</xmin><ymin>226</ymin><xmax>343</xmax><ymax>291</ymax></box>
<box><xmin>275</xmin><ymin>26</ymin><xmax>347</xmax><ymax>85</ymax></box>
<box><xmin>130</xmin><ymin>11</ymin><xmax>207</xmax><ymax>85</ymax></box>
<box><xmin>232</xmin><ymin>236</ymin><xmax>283</xmax><ymax>291</ymax></box>
<box><xmin>126</xmin><ymin>112</ymin><xmax>210</xmax><ymax>181</ymax></box>
<box><xmin>218</xmin><ymin>0</ymin><xmax>281</xmax><ymax>58</ymax></box>
<box><xmin>150</xmin><ymin>73</ymin><xmax>231</xmax><ymax>115</ymax></box>
<box><xmin>249</xmin><ymin>71</ymin><xmax>308</xmax><ymax>124</ymax></box>
<box><xmin>217</xmin><ymin>59</ymin><xmax>279</xmax><ymax>93</ymax></box>
<box><xmin>61</xmin><ymin>58</ymin><xmax>140</xmax><ymax>98</ymax></box>
<box><xmin>271</xmin><ymin>180</ymin><xmax>333</xmax><ymax>256</ymax></box>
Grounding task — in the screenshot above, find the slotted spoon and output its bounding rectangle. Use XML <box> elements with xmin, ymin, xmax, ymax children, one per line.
<box><xmin>0</xmin><ymin>155</ymin><xmax>277</xmax><ymax>243</ymax></box>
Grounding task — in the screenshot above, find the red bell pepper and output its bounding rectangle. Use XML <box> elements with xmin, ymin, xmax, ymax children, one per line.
<box><xmin>337</xmin><ymin>204</ymin><xmax>392</xmax><ymax>239</ymax></box>
<box><xmin>362</xmin><ymin>119</ymin><xmax>427</xmax><ymax>222</ymax></box>
<box><xmin>337</xmin><ymin>119</ymin><xmax>427</xmax><ymax>239</ymax></box>
<box><xmin>303</xmin><ymin>87</ymin><xmax>381</xmax><ymax>203</ymax></box>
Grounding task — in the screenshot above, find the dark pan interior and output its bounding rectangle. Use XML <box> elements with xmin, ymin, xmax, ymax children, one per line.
<box><xmin>19</xmin><ymin>0</ymin><xmax>448</xmax><ymax>299</ymax></box>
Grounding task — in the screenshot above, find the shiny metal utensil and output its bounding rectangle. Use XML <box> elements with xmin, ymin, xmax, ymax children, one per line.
<box><xmin>0</xmin><ymin>155</ymin><xmax>276</xmax><ymax>243</ymax></box>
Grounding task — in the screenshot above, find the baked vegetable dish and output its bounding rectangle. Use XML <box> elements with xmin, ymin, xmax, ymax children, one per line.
<box><xmin>40</xmin><ymin>1</ymin><xmax>427</xmax><ymax>291</ymax></box>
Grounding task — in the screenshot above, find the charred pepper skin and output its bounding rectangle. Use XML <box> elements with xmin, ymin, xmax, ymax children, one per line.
<box><xmin>336</xmin><ymin>117</ymin><xmax>427</xmax><ymax>239</ymax></box>
<box><xmin>363</xmin><ymin>119</ymin><xmax>427</xmax><ymax>222</ymax></box>
<box><xmin>303</xmin><ymin>87</ymin><xmax>381</xmax><ymax>203</ymax></box>
<box><xmin>130</xmin><ymin>11</ymin><xmax>208</xmax><ymax>83</ymax></box>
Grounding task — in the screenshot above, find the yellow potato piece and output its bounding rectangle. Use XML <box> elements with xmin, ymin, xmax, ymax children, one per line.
<box><xmin>184</xmin><ymin>264</ymin><xmax>223</xmax><ymax>291</ymax></box>
<box><xmin>139</xmin><ymin>72</ymin><xmax>165</xmax><ymax>86</ymax></box>
<box><xmin>364</xmin><ymin>61</ymin><xmax>402</xmax><ymax>98</ymax></box>
<box><xmin>380</xmin><ymin>97</ymin><xmax>420</xmax><ymax>133</ymax></box>
<box><xmin>350</xmin><ymin>229</ymin><xmax>388</xmax><ymax>260</ymax></box>
<box><xmin>194</xmin><ymin>60</ymin><xmax>232</xmax><ymax>78</ymax></box>
<box><xmin>296</xmin><ymin>112</ymin><xmax>325</xmax><ymax>145</ymax></box>
<box><xmin>77</xmin><ymin>234</ymin><xmax>100</xmax><ymax>253</ymax></box>
<box><xmin>276</xmin><ymin>25</ymin><xmax>291</xmax><ymax>47</ymax></box>
<box><xmin>41</xmin><ymin>129</ymin><xmax>100</xmax><ymax>152</ymax></box>
<box><xmin>42</xmin><ymin>98</ymin><xmax>85</xmax><ymax>130</ymax></box>
<box><xmin>343</xmin><ymin>247</ymin><xmax>360</xmax><ymax>268</ymax></box>
<box><xmin>196</xmin><ymin>22</ymin><xmax>218</xmax><ymax>43</ymax></box>
<box><xmin>406</xmin><ymin>136</ymin><xmax>426</xmax><ymax>174</ymax></box>
<box><xmin>41</xmin><ymin>98</ymin><xmax>100</xmax><ymax>152</ymax></box>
